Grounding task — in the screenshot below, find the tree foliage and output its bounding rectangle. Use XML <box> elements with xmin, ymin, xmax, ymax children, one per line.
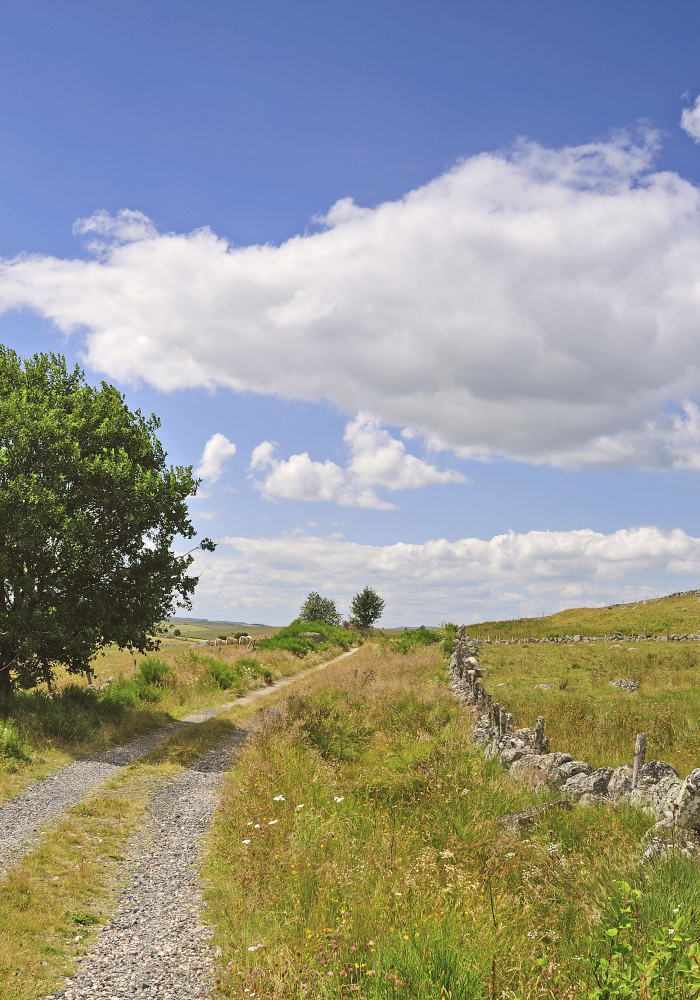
<box><xmin>299</xmin><ymin>592</ymin><xmax>341</xmax><ymax>626</ymax></box>
<box><xmin>349</xmin><ymin>586</ymin><xmax>385</xmax><ymax>630</ymax></box>
<box><xmin>0</xmin><ymin>348</ymin><xmax>212</xmax><ymax>694</ymax></box>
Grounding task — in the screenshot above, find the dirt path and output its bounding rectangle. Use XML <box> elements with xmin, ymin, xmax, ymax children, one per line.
<box><xmin>0</xmin><ymin>646</ymin><xmax>358</xmax><ymax>881</ymax></box>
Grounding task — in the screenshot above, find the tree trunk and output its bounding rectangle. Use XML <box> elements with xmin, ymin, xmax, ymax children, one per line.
<box><xmin>0</xmin><ymin>664</ymin><xmax>13</xmax><ymax>700</ymax></box>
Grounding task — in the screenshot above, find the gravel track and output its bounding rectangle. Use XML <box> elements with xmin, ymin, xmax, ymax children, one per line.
<box><xmin>0</xmin><ymin>646</ymin><xmax>359</xmax><ymax>878</ymax></box>
<box><xmin>34</xmin><ymin>648</ymin><xmax>359</xmax><ymax>998</ymax></box>
<box><xmin>46</xmin><ymin>729</ymin><xmax>252</xmax><ymax>1000</ymax></box>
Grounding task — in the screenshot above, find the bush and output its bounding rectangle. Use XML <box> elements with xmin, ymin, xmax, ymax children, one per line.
<box><xmin>206</xmin><ymin>656</ymin><xmax>274</xmax><ymax>692</ymax></box>
<box><xmin>258</xmin><ymin>619</ymin><xmax>362</xmax><ymax>657</ymax></box>
<box><xmin>137</xmin><ymin>657</ymin><xmax>174</xmax><ymax>688</ymax></box>
<box><xmin>0</xmin><ymin>722</ymin><xmax>30</xmax><ymax>762</ymax></box>
<box><xmin>392</xmin><ymin>627</ymin><xmax>442</xmax><ymax>655</ymax></box>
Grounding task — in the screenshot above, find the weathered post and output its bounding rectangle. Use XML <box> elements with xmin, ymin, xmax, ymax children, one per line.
<box><xmin>505</xmin><ymin>712</ymin><xmax>514</xmax><ymax>734</ymax></box>
<box><xmin>534</xmin><ymin>716</ymin><xmax>545</xmax><ymax>754</ymax></box>
<box><xmin>499</xmin><ymin>706</ymin><xmax>507</xmax><ymax>737</ymax></box>
<box><xmin>632</xmin><ymin>733</ymin><xmax>647</xmax><ymax>790</ymax></box>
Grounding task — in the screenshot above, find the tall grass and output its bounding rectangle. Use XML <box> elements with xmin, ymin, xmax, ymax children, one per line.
<box><xmin>203</xmin><ymin>643</ymin><xmax>699</xmax><ymax>999</ymax></box>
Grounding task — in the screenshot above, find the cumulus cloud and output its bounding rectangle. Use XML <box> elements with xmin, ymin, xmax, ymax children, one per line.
<box><xmin>248</xmin><ymin>413</ymin><xmax>465</xmax><ymax>507</ymax></box>
<box><xmin>7</xmin><ymin>130</ymin><xmax>700</xmax><ymax>467</ymax></box>
<box><xmin>681</xmin><ymin>96</ymin><xmax>700</xmax><ymax>143</ymax></box>
<box><xmin>195</xmin><ymin>432</ymin><xmax>237</xmax><ymax>482</ymax></box>
<box><xmin>189</xmin><ymin>524</ymin><xmax>700</xmax><ymax>624</ymax></box>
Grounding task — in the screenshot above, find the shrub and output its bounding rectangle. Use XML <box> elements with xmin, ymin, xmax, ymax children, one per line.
<box><xmin>258</xmin><ymin>619</ymin><xmax>362</xmax><ymax>657</ymax></box>
<box><xmin>392</xmin><ymin>627</ymin><xmax>442</xmax><ymax>655</ymax></box>
<box><xmin>137</xmin><ymin>657</ymin><xmax>174</xmax><ymax>688</ymax></box>
<box><xmin>0</xmin><ymin>722</ymin><xmax>30</xmax><ymax>762</ymax></box>
<box><xmin>206</xmin><ymin>655</ymin><xmax>274</xmax><ymax>692</ymax></box>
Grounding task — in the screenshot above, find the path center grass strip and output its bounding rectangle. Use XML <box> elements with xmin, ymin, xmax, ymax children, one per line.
<box><xmin>203</xmin><ymin>643</ymin><xmax>700</xmax><ymax>1000</ymax></box>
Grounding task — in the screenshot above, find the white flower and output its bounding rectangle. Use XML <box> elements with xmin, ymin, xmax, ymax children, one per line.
<box><xmin>254</xmin><ymin>824</ymin><xmax>260</xmax><ymax>828</ymax></box>
<box><xmin>267</xmin><ymin>819</ymin><xmax>278</xmax><ymax>825</ymax></box>
<box><xmin>296</xmin><ymin>804</ymin><xmax>304</xmax><ymax>809</ymax></box>
<box><xmin>394</xmin><ymin>892</ymin><xmax>402</xmax><ymax>896</ymax></box>
<box><xmin>242</xmin><ymin>839</ymin><xmax>251</xmax><ymax>844</ymax></box>
<box><xmin>334</xmin><ymin>796</ymin><xmax>344</xmax><ymax>802</ymax></box>
<box><xmin>460</xmin><ymin>789</ymin><xmax>470</xmax><ymax>796</ymax></box>
<box><xmin>505</xmin><ymin>852</ymin><xmax>515</xmax><ymax>858</ymax></box>
<box><xmin>247</xmin><ymin>821</ymin><xmax>253</xmax><ymax>826</ymax></box>
<box><xmin>273</xmin><ymin>795</ymin><xmax>285</xmax><ymax>801</ymax></box>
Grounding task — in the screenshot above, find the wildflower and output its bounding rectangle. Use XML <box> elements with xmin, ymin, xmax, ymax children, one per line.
<box><xmin>527</xmin><ymin>931</ymin><xmax>537</xmax><ymax>939</ymax></box>
<box><xmin>296</xmin><ymin>804</ymin><xmax>304</xmax><ymax>810</ymax></box>
<box><xmin>403</xmin><ymin>935</ymin><xmax>409</xmax><ymax>940</ymax></box>
<box><xmin>350</xmin><ymin>946</ymin><xmax>356</xmax><ymax>952</ymax></box>
<box><xmin>333</xmin><ymin>796</ymin><xmax>344</xmax><ymax>802</ymax></box>
<box><xmin>254</xmin><ymin>824</ymin><xmax>260</xmax><ymax>828</ymax></box>
<box><xmin>273</xmin><ymin>795</ymin><xmax>285</xmax><ymax>801</ymax></box>
<box><xmin>505</xmin><ymin>853</ymin><xmax>515</xmax><ymax>858</ymax></box>
<box><xmin>242</xmin><ymin>839</ymin><xmax>251</xmax><ymax>844</ymax></box>
<box><xmin>328</xmin><ymin>971</ymin><xmax>333</xmax><ymax>976</ymax></box>
<box><xmin>340</xmin><ymin>970</ymin><xmax>347</xmax><ymax>977</ymax></box>
<box><xmin>460</xmin><ymin>788</ymin><xmax>470</xmax><ymax>796</ymax></box>
<box><xmin>394</xmin><ymin>892</ymin><xmax>402</xmax><ymax>896</ymax></box>
<box><xmin>669</xmin><ymin>928</ymin><xmax>676</xmax><ymax>936</ymax></box>
<box><xmin>674</xmin><ymin>908</ymin><xmax>680</xmax><ymax>913</ymax></box>
<box><xmin>247</xmin><ymin>822</ymin><xmax>253</xmax><ymax>826</ymax></box>
<box><xmin>268</xmin><ymin>819</ymin><xmax>278</xmax><ymax>825</ymax></box>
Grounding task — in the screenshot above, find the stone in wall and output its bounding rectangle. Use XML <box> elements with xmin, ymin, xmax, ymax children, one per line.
<box><xmin>561</xmin><ymin>767</ymin><xmax>613</xmax><ymax>800</ymax></box>
<box><xmin>607</xmin><ymin>765</ymin><xmax>633</xmax><ymax>803</ymax></box>
<box><xmin>629</xmin><ymin>774</ymin><xmax>682</xmax><ymax>820</ymax></box>
<box><xmin>673</xmin><ymin>768</ymin><xmax>700</xmax><ymax>829</ymax></box>
<box><xmin>559</xmin><ymin>760</ymin><xmax>593</xmax><ymax>781</ymax></box>
<box><xmin>508</xmin><ymin>754</ymin><xmax>564</xmax><ymax>790</ymax></box>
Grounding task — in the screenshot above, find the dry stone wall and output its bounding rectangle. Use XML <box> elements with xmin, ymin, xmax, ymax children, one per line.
<box><xmin>447</xmin><ymin>626</ymin><xmax>700</xmax><ymax>860</ymax></box>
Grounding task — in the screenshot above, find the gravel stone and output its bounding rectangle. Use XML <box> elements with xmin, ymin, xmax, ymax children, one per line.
<box><xmin>45</xmin><ymin>729</ymin><xmax>250</xmax><ymax>1000</ymax></box>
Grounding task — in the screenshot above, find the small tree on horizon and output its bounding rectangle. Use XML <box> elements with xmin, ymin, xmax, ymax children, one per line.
<box><xmin>349</xmin><ymin>586</ymin><xmax>385</xmax><ymax>630</ymax></box>
<box><xmin>299</xmin><ymin>592</ymin><xmax>341</xmax><ymax>626</ymax></box>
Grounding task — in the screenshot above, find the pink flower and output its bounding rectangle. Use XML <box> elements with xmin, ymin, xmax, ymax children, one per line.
<box><xmin>350</xmin><ymin>946</ymin><xmax>356</xmax><ymax>952</ymax></box>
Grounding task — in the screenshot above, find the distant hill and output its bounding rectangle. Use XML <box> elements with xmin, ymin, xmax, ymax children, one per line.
<box><xmin>465</xmin><ymin>588</ymin><xmax>700</xmax><ymax>639</ymax></box>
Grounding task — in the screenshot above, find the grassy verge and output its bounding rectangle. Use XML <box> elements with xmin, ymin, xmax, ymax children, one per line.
<box><xmin>479</xmin><ymin>640</ymin><xmax>700</xmax><ymax>773</ymax></box>
<box><xmin>203</xmin><ymin>642</ymin><xmax>700</xmax><ymax>999</ymax></box>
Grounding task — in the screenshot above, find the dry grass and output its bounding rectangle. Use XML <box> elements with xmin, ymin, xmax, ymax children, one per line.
<box><xmin>203</xmin><ymin>642</ymin><xmax>697</xmax><ymax>1000</ymax></box>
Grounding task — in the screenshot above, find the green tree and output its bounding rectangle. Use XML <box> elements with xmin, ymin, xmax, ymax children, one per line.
<box><xmin>349</xmin><ymin>586</ymin><xmax>385</xmax><ymax>630</ymax></box>
<box><xmin>0</xmin><ymin>348</ymin><xmax>214</xmax><ymax>695</ymax></box>
<box><xmin>299</xmin><ymin>592</ymin><xmax>341</xmax><ymax>626</ymax></box>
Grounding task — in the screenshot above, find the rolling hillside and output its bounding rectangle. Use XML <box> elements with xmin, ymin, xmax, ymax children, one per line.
<box><xmin>466</xmin><ymin>588</ymin><xmax>700</xmax><ymax>639</ymax></box>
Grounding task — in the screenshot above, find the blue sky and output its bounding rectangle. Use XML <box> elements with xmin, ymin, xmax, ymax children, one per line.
<box><xmin>4</xmin><ymin>1</ymin><xmax>700</xmax><ymax>624</ymax></box>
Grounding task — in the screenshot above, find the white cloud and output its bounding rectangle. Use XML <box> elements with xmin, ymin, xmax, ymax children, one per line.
<box><xmin>681</xmin><ymin>96</ymin><xmax>700</xmax><ymax>143</ymax></box>
<box><xmin>248</xmin><ymin>413</ymin><xmax>465</xmax><ymax>508</ymax></box>
<box><xmin>7</xmin><ymin>129</ymin><xmax>700</xmax><ymax>468</ymax></box>
<box><xmin>189</xmin><ymin>524</ymin><xmax>700</xmax><ymax>624</ymax></box>
<box><xmin>195</xmin><ymin>432</ymin><xmax>237</xmax><ymax>482</ymax></box>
